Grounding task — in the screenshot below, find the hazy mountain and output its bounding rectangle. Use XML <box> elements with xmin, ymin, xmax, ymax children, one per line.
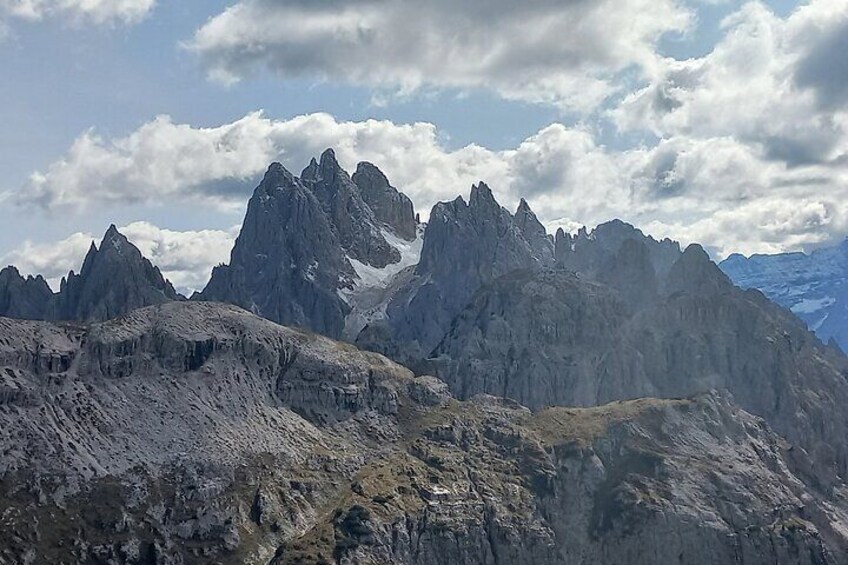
<box><xmin>721</xmin><ymin>240</ymin><xmax>848</xmax><ymax>351</ymax></box>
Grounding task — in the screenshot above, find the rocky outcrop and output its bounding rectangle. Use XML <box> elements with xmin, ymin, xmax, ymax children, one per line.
<box><xmin>1</xmin><ymin>302</ymin><xmax>847</xmax><ymax>564</ymax></box>
<box><xmin>0</xmin><ymin>266</ymin><xmax>52</xmax><ymax>319</ymax></box>
<box><xmin>199</xmin><ymin>152</ymin><xmax>421</xmax><ymax>340</ymax></box>
<box><xmin>352</xmin><ymin>161</ymin><xmax>417</xmax><ymax>241</ymax></box>
<box><xmin>48</xmin><ymin>225</ymin><xmax>180</xmax><ymax>323</ymax></box>
<box><xmin>357</xmin><ymin>184</ymin><xmax>554</xmax><ymax>362</ymax></box>
<box><xmin>301</xmin><ymin>149</ymin><xmax>401</xmax><ymax>268</ymax></box>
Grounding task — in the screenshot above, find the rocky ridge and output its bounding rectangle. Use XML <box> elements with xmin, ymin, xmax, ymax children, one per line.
<box><xmin>2</xmin><ymin>301</ymin><xmax>847</xmax><ymax>564</ymax></box>
<box><xmin>356</xmin><ymin>183</ymin><xmax>555</xmax><ymax>363</ymax></box>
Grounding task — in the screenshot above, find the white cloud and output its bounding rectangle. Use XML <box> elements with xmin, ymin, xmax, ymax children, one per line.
<box><xmin>186</xmin><ymin>0</ymin><xmax>692</xmax><ymax>111</ymax></box>
<box><xmin>0</xmin><ymin>0</ymin><xmax>154</xmax><ymax>25</ymax></box>
<box><xmin>17</xmin><ymin>108</ymin><xmax>848</xmax><ymax>260</ymax></box>
<box><xmin>1</xmin><ymin>222</ymin><xmax>236</xmax><ymax>294</ymax></box>
<box><xmin>613</xmin><ymin>0</ymin><xmax>848</xmax><ymax>165</ymax></box>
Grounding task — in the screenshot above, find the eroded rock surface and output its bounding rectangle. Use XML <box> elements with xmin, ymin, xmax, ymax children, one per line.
<box><xmin>1</xmin><ymin>304</ymin><xmax>846</xmax><ymax>564</ymax></box>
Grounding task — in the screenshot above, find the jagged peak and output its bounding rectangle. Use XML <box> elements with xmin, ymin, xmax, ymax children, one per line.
<box><xmin>516</xmin><ymin>198</ymin><xmax>532</xmax><ymax>215</ymax></box>
<box><xmin>469</xmin><ymin>182</ymin><xmax>497</xmax><ymax>209</ymax></box>
<box><xmin>0</xmin><ymin>265</ymin><xmax>22</xmax><ymax>278</ymax></box>
<box><xmin>353</xmin><ymin>161</ymin><xmax>389</xmax><ymax>184</ymax></box>
<box><xmin>259</xmin><ymin>161</ymin><xmax>296</xmax><ymax>190</ymax></box>
<box><xmin>101</xmin><ymin>224</ymin><xmax>130</xmax><ymax>249</ymax></box>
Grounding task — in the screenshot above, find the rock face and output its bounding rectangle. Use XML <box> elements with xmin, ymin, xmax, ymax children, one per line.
<box><xmin>2</xmin><ymin>302</ymin><xmax>847</xmax><ymax>564</ymax></box>
<box><xmin>0</xmin><ymin>266</ymin><xmax>52</xmax><ymax>319</ymax></box>
<box><xmin>556</xmin><ymin>219</ymin><xmax>682</xmax><ymax>279</ymax></box>
<box><xmin>429</xmin><ymin>242</ymin><xmax>848</xmax><ymax>484</ymax></box>
<box><xmin>357</xmin><ymin>184</ymin><xmax>554</xmax><ymax>361</ymax></box>
<box><xmin>49</xmin><ymin>225</ymin><xmax>180</xmax><ymax>323</ymax></box>
<box><xmin>352</xmin><ymin>162</ymin><xmax>417</xmax><ymax>241</ymax></box>
<box><xmin>0</xmin><ymin>226</ymin><xmax>180</xmax><ymax>324</ymax></box>
<box><xmin>199</xmin><ymin>151</ymin><xmax>421</xmax><ymax>340</ymax></box>
<box><xmin>721</xmin><ymin>239</ymin><xmax>848</xmax><ymax>352</ymax></box>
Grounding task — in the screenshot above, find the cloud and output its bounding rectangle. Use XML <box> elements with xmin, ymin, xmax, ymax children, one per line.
<box><xmin>186</xmin><ymin>0</ymin><xmax>692</xmax><ymax>111</ymax></box>
<box><xmin>1</xmin><ymin>222</ymin><xmax>236</xmax><ymax>294</ymax></box>
<box><xmin>17</xmin><ymin>107</ymin><xmax>848</xmax><ymax>260</ymax></box>
<box><xmin>0</xmin><ymin>0</ymin><xmax>155</xmax><ymax>25</ymax></box>
<box><xmin>613</xmin><ymin>0</ymin><xmax>848</xmax><ymax>167</ymax></box>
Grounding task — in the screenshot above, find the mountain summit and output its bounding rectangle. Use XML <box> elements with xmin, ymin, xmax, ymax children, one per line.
<box><xmin>0</xmin><ymin>225</ymin><xmax>180</xmax><ymax>323</ymax></box>
<box><xmin>198</xmin><ymin>152</ymin><xmax>422</xmax><ymax>339</ymax></box>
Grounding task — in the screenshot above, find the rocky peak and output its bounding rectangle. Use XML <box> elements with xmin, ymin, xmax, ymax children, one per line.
<box><xmin>360</xmin><ymin>183</ymin><xmax>555</xmax><ymax>361</ymax></box>
<box><xmin>514</xmin><ymin>198</ymin><xmax>555</xmax><ymax>264</ymax></box>
<box><xmin>556</xmin><ymin>219</ymin><xmax>681</xmax><ymax>280</ymax></box>
<box><xmin>300</xmin><ymin>149</ymin><xmax>400</xmax><ymax>268</ymax></box>
<box><xmin>200</xmin><ymin>151</ymin><xmax>422</xmax><ymax>339</ymax></box>
<box><xmin>665</xmin><ymin>243</ymin><xmax>733</xmax><ymax>296</ymax></box>
<box><xmin>50</xmin><ymin>226</ymin><xmax>180</xmax><ymax>323</ymax></box>
<box><xmin>0</xmin><ymin>266</ymin><xmax>53</xmax><ymax>320</ymax></box>
<box><xmin>352</xmin><ymin>162</ymin><xmax>417</xmax><ymax>240</ymax></box>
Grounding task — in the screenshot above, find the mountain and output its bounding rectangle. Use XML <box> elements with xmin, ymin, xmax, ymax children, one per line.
<box><xmin>0</xmin><ymin>266</ymin><xmax>52</xmax><ymax>319</ymax></box>
<box><xmin>2</xmin><ymin>301</ymin><xmax>846</xmax><ymax>564</ymax></box>
<box><xmin>720</xmin><ymin>240</ymin><xmax>848</xmax><ymax>351</ymax></box>
<box><xmin>356</xmin><ymin>183</ymin><xmax>555</xmax><ymax>362</ymax></box>
<box><xmin>0</xmin><ymin>225</ymin><xmax>180</xmax><ymax>324</ymax></box>
<box><xmin>198</xmin><ymin>150</ymin><xmax>422</xmax><ymax>340</ymax></box>
<box><xmin>50</xmin><ymin>225</ymin><xmax>180</xmax><ymax>322</ymax></box>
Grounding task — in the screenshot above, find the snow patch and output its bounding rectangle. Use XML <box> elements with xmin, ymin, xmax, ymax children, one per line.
<box><xmin>340</xmin><ymin>225</ymin><xmax>424</xmax><ymax>340</ymax></box>
<box><xmin>791</xmin><ymin>297</ymin><xmax>835</xmax><ymax>315</ymax></box>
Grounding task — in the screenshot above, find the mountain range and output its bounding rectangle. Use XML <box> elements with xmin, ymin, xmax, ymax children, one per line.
<box><xmin>721</xmin><ymin>241</ymin><xmax>848</xmax><ymax>352</ymax></box>
<box><xmin>3</xmin><ymin>150</ymin><xmax>848</xmax><ymax>564</ymax></box>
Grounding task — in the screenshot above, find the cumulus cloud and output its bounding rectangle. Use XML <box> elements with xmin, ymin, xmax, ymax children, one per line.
<box><xmin>1</xmin><ymin>222</ymin><xmax>236</xmax><ymax>294</ymax></box>
<box><xmin>186</xmin><ymin>0</ymin><xmax>692</xmax><ymax>111</ymax></box>
<box><xmin>17</xmin><ymin>107</ymin><xmax>848</xmax><ymax>259</ymax></box>
<box><xmin>614</xmin><ymin>0</ymin><xmax>848</xmax><ymax>166</ymax></box>
<box><xmin>0</xmin><ymin>0</ymin><xmax>155</xmax><ymax>25</ymax></box>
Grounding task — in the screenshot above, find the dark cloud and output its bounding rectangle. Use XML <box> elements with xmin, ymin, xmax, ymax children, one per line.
<box><xmin>794</xmin><ymin>17</ymin><xmax>848</xmax><ymax>110</ymax></box>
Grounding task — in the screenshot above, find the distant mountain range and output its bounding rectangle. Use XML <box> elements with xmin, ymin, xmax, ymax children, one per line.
<box><xmin>721</xmin><ymin>240</ymin><xmax>848</xmax><ymax>351</ymax></box>
<box><xmin>3</xmin><ymin>150</ymin><xmax>848</xmax><ymax>563</ymax></box>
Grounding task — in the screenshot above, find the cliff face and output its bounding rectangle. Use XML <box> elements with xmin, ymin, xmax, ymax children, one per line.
<box><xmin>357</xmin><ymin>184</ymin><xmax>554</xmax><ymax>363</ymax></box>
<box><xmin>1</xmin><ymin>302</ymin><xmax>845</xmax><ymax>564</ymax></box>
<box><xmin>0</xmin><ymin>266</ymin><xmax>53</xmax><ymax>320</ymax></box>
<box><xmin>199</xmin><ymin>152</ymin><xmax>422</xmax><ymax>340</ymax></box>
<box><xmin>428</xmin><ymin>244</ymin><xmax>848</xmax><ymax>487</ymax></box>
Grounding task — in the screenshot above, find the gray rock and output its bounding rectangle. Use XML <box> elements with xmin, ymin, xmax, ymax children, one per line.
<box><xmin>2</xmin><ymin>303</ymin><xmax>846</xmax><ymax>564</ymax></box>
<box><xmin>198</xmin><ymin>162</ymin><xmax>353</xmax><ymax>338</ymax></box>
<box><xmin>0</xmin><ymin>226</ymin><xmax>179</xmax><ymax>325</ymax></box>
<box><xmin>358</xmin><ymin>183</ymin><xmax>554</xmax><ymax>362</ymax></box>
<box><xmin>199</xmin><ymin>152</ymin><xmax>421</xmax><ymax>340</ymax></box>
<box><xmin>49</xmin><ymin>225</ymin><xmax>180</xmax><ymax>323</ymax></box>
<box><xmin>429</xmin><ymin>242</ymin><xmax>848</xmax><ymax>483</ymax></box>
<box><xmin>353</xmin><ymin>161</ymin><xmax>417</xmax><ymax>241</ymax></box>
<box><xmin>556</xmin><ymin>219</ymin><xmax>682</xmax><ymax>279</ymax></box>
<box><xmin>0</xmin><ymin>266</ymin><xmax>53</xmax><ymax>319</ymax></box>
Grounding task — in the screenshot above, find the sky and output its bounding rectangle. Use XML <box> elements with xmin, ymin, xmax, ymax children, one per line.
<box><xmin>0</xmin><ymin>0</ymin><xmax>846</xmax><ymax>294</ymax></box>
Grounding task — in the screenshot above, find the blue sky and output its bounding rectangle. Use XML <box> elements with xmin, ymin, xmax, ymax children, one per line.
<box><xmin>0</xmin><ymin>0</ymin><xmax>846</xmax><ymax>293</ymax></box>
